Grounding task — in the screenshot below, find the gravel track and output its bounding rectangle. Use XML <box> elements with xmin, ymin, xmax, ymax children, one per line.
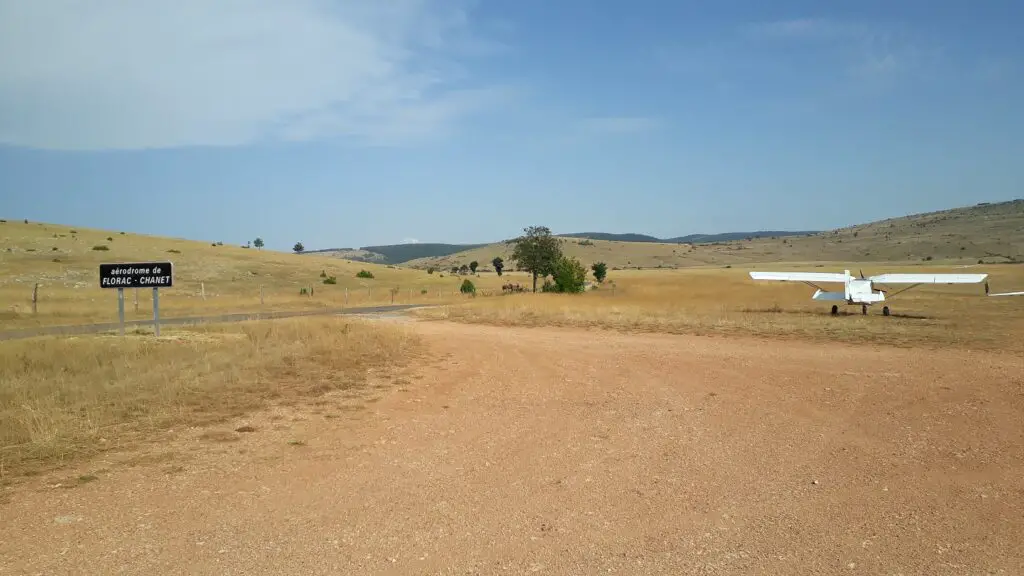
<box><xmin>2</xmin><ymin>320</ymin><xmax>1022</xmax><ymax>575</ymax></box>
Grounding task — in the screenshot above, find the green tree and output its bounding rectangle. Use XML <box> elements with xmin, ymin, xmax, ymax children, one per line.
<box><xmin>253</xmin><ymin>237</ymin><xmax>264</xmax><ymax>250</ymax></box>
<box><xmin>293</xmin><ymin>241</ymin><xmax>304</xmax><ymax>253</ymax></box>
<box><xmin>508</xmin><ymin>225</ymin><xmax>562</xmax><ymax>292</ymax></box>
<box><xmin>469</xmin><ymin>260</ymin><xmax>479</xmax><ymax>274</ymax></box>
<box><xmin>492</xmin><ymin>256</ymin><xmax>504</xmax><ymax>276</ymax></box>
<box><xmin>460</xmin><ymin>278</ymin><xmax>476</xmax><ymax>295</ymax></box>
<box><xmin>459</xmin><ymin>263</ymin><xmax>469</xmax><ymax>275</ymax></box>
<box><xmin>551</xmin><ymin>255</ymin><xmax>587</xmax><ymax>293</ymax></box>
<box><xmin>591</xmin><ymin>261</ymin><xmax>608</xmax><ymax>283</ymax></box>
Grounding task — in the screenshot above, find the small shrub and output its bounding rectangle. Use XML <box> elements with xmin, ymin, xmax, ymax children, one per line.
<box><xmin>299</xmin><ymin>287</ymin><xmax>309</xmax><ymax>295</ymax></box>
<box><xmin>119</xmin><ymin>232</ymin><xmax>126</xmax><ymax>235</ymax></box>
<box><xmin>924</xmin><ymin>256</ymin><xmax>933</xmax><ymax>261</ymax></box>
<box><xmin>70</xmin><ymin>230</ymin><xmax>77</xmax><ymax>234</ymax></box>
<box><xmin>106</xmin><ymin>236</ymin><xmax>113</xmax><ymax>242</ymax></box>
<box><xmin>323</xmin><ymin>276</ymin><xmax>337</xmax><ymax>285</ymax></box>
<box><xmin>52</xmin><ymin>258</ymin><xmax>61</xmax><ymax>263</ymax></box>
<box><xmin>427</xmin><ymin>267</ymin><xmax>435</xmax><ymax>274</ymax></box>
<box><xmin>320</xmin><ymin>270</ymin><xmax>327</xmax><ymax>278</ymax></box>
<box><xmin>421</xmin><ymin>289</ymin><xmax>428</xmax><ymax>294</ymax></box>
<box><xmin>460</xmin><ymin>279</ymin><xmax>476</xmax><ymax>295</ymax></box>
<box><xmin>51</xmin><ymin>247</ymin><xmax>58</xmax><ymax>251</ymax></box>
<box><xmin>167</xmin><ymin>249</ymin><xmax>181</xmax><ymax>254</ymax></box>
<box><xmin>92</xmin><ymin>245</ymin><xmax>109</xmax><ymax>251</ymax></box>
<box><xmin>26</xmin><ymin>248</ymin><xmax>36</xmax><ymax>252</ymax></box>
<box><xmin>356</xmin><ymin>270</ymin><xmax>374</xmax><ymax>279</ymax></box>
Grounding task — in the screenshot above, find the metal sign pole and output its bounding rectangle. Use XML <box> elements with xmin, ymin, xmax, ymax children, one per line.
<box><xmin>117</xmin><ymin>287</ymin><xmax>125</xmax><ymax>336</ymax></box>
<box><xmin>153</xmin><ymin>287</ymin><xmax>161</xmax><ymax>336</ymax></box>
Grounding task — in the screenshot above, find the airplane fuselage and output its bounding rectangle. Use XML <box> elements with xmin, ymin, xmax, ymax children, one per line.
<box><xmin>811</xmin><ymin>270</ymin><xmax>885</xmax><ymax>306</ymax></box>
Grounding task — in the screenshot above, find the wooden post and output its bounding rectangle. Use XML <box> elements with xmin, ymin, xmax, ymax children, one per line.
<box><xmin>201</xmin><ymin>282</ymin><xmax>205</xmax><ymax>300</ymax></box>
<box><xmin>260</xmin><ymin>284</ymin><xmax>264</xmax><ymax>306</ymax></box>
<box><xmin>345</xmin><ymin>287</ymin><xmax>349</xmax><ymax>307</ymax></box>
<box><xmin>134</xmin><ymin>287</ymin><xmax>139</xmax><ymax>312</ymax></box>
<box><xmin>32</xmin><ymin>283</ymin><xmax>38</xmax><ymax>314</ymax></box>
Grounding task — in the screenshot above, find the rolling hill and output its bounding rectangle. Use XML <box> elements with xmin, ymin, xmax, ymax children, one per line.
<box><xmin>560</xmin><ymin>230</ymin><xmax>818</xmax><ymax>244</ymax></box>
<box><xmin>303</xmin><ymin>243</ymin><xmax>487</xmax><ymax>265</ymax></box>
<box><xmin>403</xmin><ymin>200</ymin><xmax>1024</xmax><ymax>271</ymax></box>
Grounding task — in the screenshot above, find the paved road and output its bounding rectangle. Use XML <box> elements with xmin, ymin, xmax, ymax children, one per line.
<box><xmin>0</xmin><ymin>304</ymin><xmax>428</xmax><ymax>341</ymax></box>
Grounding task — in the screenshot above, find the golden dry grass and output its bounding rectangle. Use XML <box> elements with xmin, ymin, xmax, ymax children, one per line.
<box><xmin>405</xmin><ymin>200</ymin><xmax>1024</xmax><ymax>271</ymax></box>
<box><xmin>0</xmin><ymin>317</ymin><xmax>418</xmax><ymax>479</ymax></box>
<box><xmin>0</xmin><ymin>219</ymin><xmax>515</xmax><ymax>330</ymax></box>
<box><xmin>416</xmin><ymin>263</ymin><xmax>1024</xmax><ymax>352</ymax></box>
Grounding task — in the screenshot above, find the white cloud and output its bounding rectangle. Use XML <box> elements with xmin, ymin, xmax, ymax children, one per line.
<box><xmin>400</xmin><ymin>238</ymin><xmax>420</xmax><ymax>244</ymax></box>
<box><xmin>577</xmin><ymin>116</ymin><xmax>662</xmax><ymax>135</ymax></box>
<box><xmin>0</xmin><ymin>0</ymin><xmax>512</xmax><ymax>151</ymax></box>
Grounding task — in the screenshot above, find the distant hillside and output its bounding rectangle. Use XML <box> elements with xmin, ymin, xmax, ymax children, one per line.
<box><xmin>559</xmin><ymin>232</ymin><xmax>663</xmax><ymax>243</ymax></box>
<box><xmin>360</xmin><ymin>243</ymin><xmax>488</xmax><ymax>263</ymax></box>
<box><xmin>560</xmin><ymin>230</ymin><xmax>816</xmax><ymax>244</ymax></box>
<box><xmin>666</xmin><ymin>230</ymin><xmax>819</xmax><ymax>244</ymax></box>
<box><xmin>303</xmin><ymin>242</ymin><xmax>487</xmax><ymax>265</ymax></box>
<box><xmin>404</xmin><ymin>200</ymin><xmax>1024</xmax><ymax>270</ymax></box>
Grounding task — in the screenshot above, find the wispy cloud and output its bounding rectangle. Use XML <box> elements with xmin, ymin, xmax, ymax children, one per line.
<box><xmin>400</xmin><ymin>238</ymin><xmax>420</xmax><ymax>244</ymax></box>
<box><xmin>0</xmin><ymin>0</ymin><xmax>513</xmax><ymax>151</ymax></box>
<box><xmin>665</xmin><ymin>17</ymin><xmax>941</xmax><ymax>90</ymax></box>
<box><xmin>576</xmin><ymin>116</ymin><xmax>662</xmax><ymax>135</ymax></box>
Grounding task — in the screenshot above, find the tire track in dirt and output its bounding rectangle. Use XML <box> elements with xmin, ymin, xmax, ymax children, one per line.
<box><xmin>2</xmin><ymin>320</ymin><xmax>1022</xmax><ymax>575</ymax></box>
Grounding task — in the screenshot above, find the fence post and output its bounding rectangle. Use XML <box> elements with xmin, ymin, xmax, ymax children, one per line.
<box><xmin>201</xmin><ymin>282</ymin><xmax>205</xmax><ymax>300</ymax></box>
<box><xmin>260</xmin><ymin>284</ymin><xmax>264</xmax><ymax>306</ymax></box>
<box><xmin>134</xmin><ymin>287</ymin><xmax>139</xmax><ymax>312</ymax></box>
<box><xmin>32</xmin><ymin>283</ymin><xmax>38</xmax><ymax>314</ymax></box>
<box><xmin>345</xmin><ymin>287</ymin><xmax>349</xmax><ymax>307</ymax></box>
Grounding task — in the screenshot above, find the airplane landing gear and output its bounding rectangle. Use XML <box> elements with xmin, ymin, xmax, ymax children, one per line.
<box><xmin>882</xmin><ymin>306</ymin><xmax>890</xmax><ymax>317</ymax></box>
<box><xmin>831</xmin><ymin>305</ymin><xmax>838</xmax><ymax>316</ymax></box>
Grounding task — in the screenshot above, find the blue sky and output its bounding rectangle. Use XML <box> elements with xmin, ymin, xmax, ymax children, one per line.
<box><xmin>1</xmin><ymin>0</ymin><xmax>1021</xmax><ymax>251</ymax></box>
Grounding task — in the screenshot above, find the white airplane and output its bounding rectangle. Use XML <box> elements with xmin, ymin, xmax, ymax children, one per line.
<box><xmin>748</xmin><ymin>269</ymin><xmax>992</xmax><ymax>316</ymax></box>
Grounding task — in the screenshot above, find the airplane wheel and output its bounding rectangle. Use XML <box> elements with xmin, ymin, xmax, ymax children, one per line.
<box><xmin>831</xmin><ymin>305</ymin><xmax>838</xmax><ymax>316</ymax></box>
<box><xmin>882</xmin><ymin>306</ymin><xmax>890</xmax><ymax>317</ymax></box>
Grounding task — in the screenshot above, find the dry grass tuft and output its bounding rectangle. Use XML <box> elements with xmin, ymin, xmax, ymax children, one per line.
<box><xmin>416</xmin><ymin>265</ymin><xmax>1024</xmax><ymax>352</ymax></box>
<box><xmin>0</xmin><ymin>317</ymin><xmax>417</xmax><ymax>479</ymax></box>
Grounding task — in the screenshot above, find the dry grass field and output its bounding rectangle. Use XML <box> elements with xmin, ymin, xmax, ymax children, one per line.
<box><xmin>406</xmin><ymin>199</ymin><xmax>1024</xmax><ymax>271</ymax></box>
<box><xmin>0</xmin><ymin>219</ymin><xmax>515</xmax><ymax>330</ymax></box>
<box><xmin>417</xmin><ymin>262</ymin><xmax>1024</xmax><ymax>352</ymax></box>
<box><xmin>0</xmin><ymin>317</ymin><xmax>417</xmax><ymax>479</ymax></box>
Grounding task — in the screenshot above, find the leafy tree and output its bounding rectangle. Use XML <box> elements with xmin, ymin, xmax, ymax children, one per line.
<box><xmin>508</xmin><ymin>225</ymin><xmax>562</xmax><ymax>292</ymax></box>
<box><xmin>591</xmin><ymin>261</ymin><xmax>608</xmax><ymax>283</ymax></box>
<box><xmin>293</xmin><ymin>241</ymin><xmax>304</xmax><ymax>253</ymax></box>
<box><xmin>551</xmin><ymin>255</ymin><xmax>587</xmax><ymax>293</ymax></box>
<box><xmin>427</xmin><ymin>266</ymin><xmax>435</xmax><ymax>274</ymax></box>
<box><xmin>469</xmin><ymin>260</ymin><xmax>479</xmax><ymax>274</ymax></box>
<box><xmin>492</xmin><ymin>256</ymin><xmax>504</xmax><ymax>276</ymax></box>
<box><xmin>451</xmin><ymin>266</ymin><xmax>460</xmax><ymax>275</ymax></box>
<box><xmin>460</xmin><ymin>279</ymin><xmax>476</xmax><ymax>295</ymax></box>
<box><xmin>459</xmin><ymin>263</ymin><xmax>469</xmax><ymax>275</ymax></box>
<box><xmin>254</xmin><ymin>237</ymin><xmax>264</xmax><ymax>250</ymax></box>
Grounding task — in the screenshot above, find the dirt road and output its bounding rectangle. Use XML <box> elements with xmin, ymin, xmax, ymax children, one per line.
<box><xmin>3</xmin><ymin>320</ymin><xmax>1023</xmax><ymax>575</ymax></box>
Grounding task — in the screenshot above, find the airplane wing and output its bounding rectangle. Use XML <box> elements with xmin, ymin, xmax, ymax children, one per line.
<box><xmin>749</xmin><ymin>271</ymin><xmax>848</xmax><ymax>283</ymax></box>
<box><xmin>868</xmin><ymin>273</ymin><xmax>988</xmax><ymax>284</ymax></box>
<box><xmin>989</xmin><ymin>291</ymin><xmax>1024</xmax><ymax>297</ymax></box>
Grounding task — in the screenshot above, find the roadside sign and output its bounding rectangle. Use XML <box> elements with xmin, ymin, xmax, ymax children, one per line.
<box><xmin>99</xmin><ymin>262</ymin><xmax>173</xmax><ymax>336</ymax></box>
<box><xmin>99</xmin><ymin>262</ymin><xmax>173</xmax><ymax>288</ymax></box>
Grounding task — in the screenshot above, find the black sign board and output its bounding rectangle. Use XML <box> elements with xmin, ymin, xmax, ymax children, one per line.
<box><xmin>99</xmin><ymin>262</ymin><xmax>174</xmax><ymax>289</ymax></box>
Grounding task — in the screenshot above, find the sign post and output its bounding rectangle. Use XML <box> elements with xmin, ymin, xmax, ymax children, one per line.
<box><xmin>99</xmin><ymin>262</ymin><xmax>173</xmax><ymax>335</ymax></box>
<box><xmin>118</xmin><ymin>288</ymin><xmax>125</xmax><ymax>336</ymax></box>
<box><xmin>153</xmin><ymin>287</ymin><xmax>161</xmax><ymax>336</ymax></box>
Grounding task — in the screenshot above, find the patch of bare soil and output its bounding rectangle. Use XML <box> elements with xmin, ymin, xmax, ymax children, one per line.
<box><xmin>2</xmin><ymin>321</ymin><xmax>1022</xmax><ymax>575</ymax></box>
